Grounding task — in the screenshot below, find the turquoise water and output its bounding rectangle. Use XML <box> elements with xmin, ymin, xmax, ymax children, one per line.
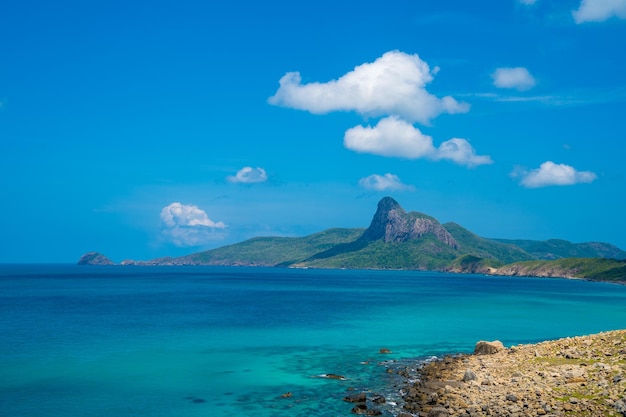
<box><xmin>1</xmin><ymin>265</ymin><xmax>626</xmax><ymax>416</ymax></box>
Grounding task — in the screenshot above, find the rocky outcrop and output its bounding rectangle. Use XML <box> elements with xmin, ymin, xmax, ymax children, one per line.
<box><xmin>401</xmin><ymin>329</ymin><xmax>626</xmax><ymax>416</ymax></box>
<box><xmin>493</xmin><ymin>263</ymin><xmax>578</xmax><ymax>278</ymax></box>
<box><xmin>77</xmin><ymin>252</ymin><xmax>115</xmax><ymax>265</ymax></box>
<box><xmin>473</xmin><ymin>340</ymin><xmax>505</xmax><ymax>355</ymax></box>
<box><xmin>359</xmin><ymin>197</ymin><xmax>458</xmax><ymax>249</ymax></box>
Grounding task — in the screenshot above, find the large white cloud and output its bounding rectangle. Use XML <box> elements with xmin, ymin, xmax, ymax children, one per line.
<box><xmin>492</xmin><ymin>67</ymin><xmax>536</xmax><ymax>91</ymax></box>
<box><xmin>359</xmin><ymin>173</ymin><xmax>415</xmax><ymax>191</ymax></box>
<box><xmin>344</xmin><ymin>117</ymin><xmax>492</xmax><ymax>167</ymax></box>
<box><xmin>160</xmin><ymin>202</ymin><xmax>226</xmax><ymax>246</ymax></box>
<box><xmin>572</xmin><ymin>0</ymin><xmax>626</xmax><ymax>23</ymax></box>
<box><xmin>268</xmin><ymin>51</ymin><xmax>469</xmax><ymax>125</ymax></box>
<box><xmin>517</xmin><ymin>161</ymin><xmax>597</xmax><ymax>188</ymax></box>
<box><xmin>227</xmin><ymin>167</ymin><xmax>268</xmax><ymax>184</ymax></box>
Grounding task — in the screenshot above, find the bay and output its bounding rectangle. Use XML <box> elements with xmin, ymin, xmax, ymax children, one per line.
<box><xmin>1</xmin><ymin>264</ymin><xmax>625</xmax><ymax>416</ymax></box>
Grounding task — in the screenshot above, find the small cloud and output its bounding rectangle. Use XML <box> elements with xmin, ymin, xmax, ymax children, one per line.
<box><xmin>227</xmin><ymin>167</ymin><xmax>268</xmax><ymax>184</ymax></box>
<box><xmin>343</xmin><ymin>116</ymin><xmax>492</xmax><ymax>168</ymax></box>
<box><xmin>435</xmin><ymin>138</ymin><xmax>494</xmax><ymax>167</ymax></box>
<box><xmin>519</xmin><ymin>0</ymin><xmax>537</xmax><ymax>4</ymax></box>
<box><xmin>359</xmin><ymin>173</ymin><xmax>415</xmax><ymax>191</ymax></box>
<box><xmin>268</xmin><ymin>50</ymin><xmax>469</xmax><ymax>125</ymax></box>
<box><xmin>515</xmin><ymin>161</ymin><xmax>597</xmax><ymax>188</ymax></box>
<box><xmin>572</xmin><ymin>0</ymin><xmax>626</xmax><ymax>23</ymax></box>
<box><xmin>492</xmin><ymin>67</ymin><xmax>536</xmax><ymax>91</ymax></box>
<box><xmin>160</xmin><ymin>202</ymin><xmax>226</xmax><ymax>246</ymax></box>
<box><xmin>344</xmin><ymin>116</ymin><xmax>436</xmax><ymax>158</ymax></box>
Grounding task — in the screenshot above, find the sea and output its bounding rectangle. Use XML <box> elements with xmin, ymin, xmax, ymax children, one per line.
<box><xmin>1</xmin><ymin>264</ymin><xmax>626</xmax><ymax>417</ymax></box>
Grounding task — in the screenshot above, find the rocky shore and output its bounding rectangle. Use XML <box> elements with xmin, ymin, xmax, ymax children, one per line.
<box><xmin>400</xmin><ymin>330</ymin><xmax>626</xmax><ymax>417</ymax></box>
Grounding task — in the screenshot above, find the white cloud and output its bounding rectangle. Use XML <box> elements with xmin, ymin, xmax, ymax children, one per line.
<box><xmin>268</xmin><ymin>50</ymin><xmax>469</xmax><ymax>124</ymax></box>
<box><xmin>343</xmin><ymin>116</ymin><xmax>492</xmax><ymax>167</ymax></box>
<box><xmin>359</xmin><ymin>173</ymin><xmax>415</xmax><ymax>191</ymax></box>
<box><xmin>517</xmin><ymin>161</ymin><xmax>597</xmax><ymax>188</ymax></box>
<box><xmin>344</xmin><ymin>116</ymin><xmax>436</xmax><ymax>158</ymax></box>
<box><xmin>492</xmin><ymin>67</ymin><xmax>536</xmax><ymax>91</ymax></box>
<box><xmin>227</xmin><ymin>167</ymin><xmax>268</xmax><ymax>184</ymax></box>
<box><xmin>572</xmin><ymin>0</ymin><xmax>626</xmax><ymax>23</ymax></box>
<box><xmin>435</xmin><ymin>138</ymin><xmax>494</xmax><ymax>167</ymax></box>
<box><xmin>160</xmin><ymin>202</ymin><xmax>226</xmax><ymax>246</ymax></box>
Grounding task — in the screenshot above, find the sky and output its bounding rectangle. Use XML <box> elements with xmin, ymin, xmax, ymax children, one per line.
<box><xmin>1</xmin><ymin>0</ymin><xmax>625</xmax><ymax>263</ymax></box>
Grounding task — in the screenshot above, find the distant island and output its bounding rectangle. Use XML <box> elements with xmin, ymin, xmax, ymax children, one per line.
<box><xmin>79</xmin><ymin>197</ymin><xmax>626</xmax><ymax>282</ymax></box>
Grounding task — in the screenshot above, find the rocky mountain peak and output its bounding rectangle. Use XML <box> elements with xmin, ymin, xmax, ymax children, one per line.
<box><xmin>359</xmin><ymin>197</ymin><xmax>458</xmax><ymax>248</ymax></box>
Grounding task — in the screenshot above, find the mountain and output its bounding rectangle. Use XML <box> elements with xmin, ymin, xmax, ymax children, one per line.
<box><xmin>80</xmin><ymin>197</ymin><xmax>626</xmax><ymax>281</ymax></box>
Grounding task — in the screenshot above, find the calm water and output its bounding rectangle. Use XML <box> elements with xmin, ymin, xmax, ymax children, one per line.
<box><xmin>1</xmin><ymin>265</ymin><xmax>626</xmax><ymax>416</ymax></box>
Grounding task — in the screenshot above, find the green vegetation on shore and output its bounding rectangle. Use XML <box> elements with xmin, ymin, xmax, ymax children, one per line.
<box><xmin>495</xmin><ymin>257</ymin><xmax>626</xmax><ymax>282</ymax></box>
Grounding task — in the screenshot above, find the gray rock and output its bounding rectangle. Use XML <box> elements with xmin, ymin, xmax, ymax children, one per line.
<box><xmin>463</xmin><ymin>369</ymin><xmax>477</xmax><ymax>382</ymax></box>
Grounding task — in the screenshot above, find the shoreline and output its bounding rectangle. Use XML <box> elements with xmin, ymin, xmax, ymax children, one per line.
<box><xmin>397</xmin><ymin>330</ymin><xmax>626</xmax><ymax>417</ymax></box>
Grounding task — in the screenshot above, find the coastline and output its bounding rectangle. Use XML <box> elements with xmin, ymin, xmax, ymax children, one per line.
<box><xmin>398</xmin><ymin>330</ymin><xmax>626</xmax><ymax>417</ymax></box>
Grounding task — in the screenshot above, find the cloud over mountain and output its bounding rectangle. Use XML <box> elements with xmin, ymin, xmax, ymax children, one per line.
<box><xmin>516</xmin><ymin>161</ymin><xmax>597</xmax><ymax>188</ymax></box>
<box><xmin>160</xmin><ymin>202</ymin><xmax>226</xmax><ymax>246</ymax></box>
<box><xmin>269</xmin><ymin>51</ymin><xmax>469</xmax><ymax>125</ymax></box>
<box><xmin>359</xmin><ymin>173</ymin><xmax>415</xmax><ymax>191</ymax></box>
<box><xmin>435</xmin><ymin>138</ymin><xmax>494</xmax><ymax>168</ymax></box>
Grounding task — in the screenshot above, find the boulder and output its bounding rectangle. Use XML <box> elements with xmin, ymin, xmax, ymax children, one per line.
<box><xmin>474</xmin><ymin>340</ymin><xmax>505</xmax><ymax>355</ymax></box>
<box><xmin>344</xmin><ymin>393</ymin><xmax>367</xmax><ymax>403</ymax></box>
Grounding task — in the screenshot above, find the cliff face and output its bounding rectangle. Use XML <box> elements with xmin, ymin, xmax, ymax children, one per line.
<box><xmin>359</xmin><ymin>197</ymin><xmax>458</xmax><ymax>248</ymax></box>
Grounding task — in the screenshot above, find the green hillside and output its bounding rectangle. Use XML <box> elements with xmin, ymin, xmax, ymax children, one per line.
<box><xmin>299</xmin><ymin>237</ymin><xmax>459</xmax><ymax>270</ymax></box>
<box><xmin>491</xmin><ymin>238</ymin><xmax>626</xmax><ymax>260</ymax></box>
<box><xmin>443</xmin><ymin>222</ymin><xmax>533</xmax><ymax>264</ymax></box>
<box><xmin>182</xmin><ymin>228</ymin><xmax>364</xmax><ymax>266</ymax></box>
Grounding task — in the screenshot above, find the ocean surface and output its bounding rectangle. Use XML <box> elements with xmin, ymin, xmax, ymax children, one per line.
<box><xmin>1</xmin><ymin>265</ymin><xmax>626</xmax><ymax>417</ymax></box>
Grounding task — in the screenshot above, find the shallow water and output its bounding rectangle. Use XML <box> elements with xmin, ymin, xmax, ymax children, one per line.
<box><xmin>1</xmin><ymin>265</ymin><xmax>625</xmax><ymax>416</ymax></box>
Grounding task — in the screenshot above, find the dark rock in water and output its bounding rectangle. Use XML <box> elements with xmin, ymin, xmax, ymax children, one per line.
<box><xmin>350</xmin><ymin>403</ymin><xmax>382</xmax><ymax>415</ymax></box>
<box><xmin>321</xmin><ymin>373</ymin><xmax>347</xmax><ymax>380</ymax></box>
<box><xmin>343</xmin><ymin>393</ymin><xmax>366</xmax><ymax>403</ymax></box>
<box><xmin>371</xmin><ymin>395</ymin><xmax>386</xmax><ymax>404</ymax></box>
<box><xmin>77</xmin><ymin>252</ymin><xmax>115</xmax><ymax>266</ymax></box>
<box><xmin>191</xmin><ymin>398</ymin><xmax>206</xmax><ymax>403</ymax></box>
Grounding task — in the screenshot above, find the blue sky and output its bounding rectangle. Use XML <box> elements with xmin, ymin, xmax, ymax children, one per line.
<box><xmin>1</xmin><ymin>0</ymin><xmax>625</xmax><ymax>263</ymax></box>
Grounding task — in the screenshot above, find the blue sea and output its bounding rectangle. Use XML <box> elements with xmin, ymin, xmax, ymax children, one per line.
<box><xmin>2</xmin><ymin>265</ymin><xmax>626</xmax><ymax>417</ymax></box>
